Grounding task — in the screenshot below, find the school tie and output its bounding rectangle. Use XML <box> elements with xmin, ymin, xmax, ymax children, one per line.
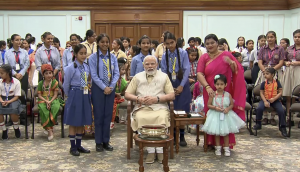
<box><xmin>79</xmin><ymin>66</ymin><xmax>86</xmax><ymax>87</ymax></box>
<box><xmin>47</xmin><ymin>50</ymin><xmax>51</xmax><ymax>61</ymax></box>
<box><xmin>141</xmin><ymin>56</ymin><xmax>145</xmax><ymax>63</ymax></box>
<box><xmin>170</xmin><ymin>56</ymin><xmax>175</xmax><ymax>73</ymax></box>
<box><xmin>239</xmin><ymin>48</ymin><xmax>242</xmax><ymax>53</ymax></box>
<box><xmin>102</xmin><ymin>56</ymin><xmax>109</xmax><ymax>86</ymax></box>
<box><xmin>14</xmin><ymin>51</ymin><xmax>19</xmax><ymax>64</ymax></box>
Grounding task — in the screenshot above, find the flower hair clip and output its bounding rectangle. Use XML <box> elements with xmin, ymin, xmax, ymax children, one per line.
<box><xmin>231</xmin><ymin>51</ymin><xmax>236</xmax><ymax>54</ymax></box>
<box><xmin>214</xmin><ymin>75</ymin><xmax>220</xmax><ymax>80</ymax></box>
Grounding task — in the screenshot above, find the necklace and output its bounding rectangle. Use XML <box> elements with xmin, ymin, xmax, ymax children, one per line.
<box><xmin>208</xmin><ymin>51</ymin><xmax>220</xmax><ymax>58</ymax></box>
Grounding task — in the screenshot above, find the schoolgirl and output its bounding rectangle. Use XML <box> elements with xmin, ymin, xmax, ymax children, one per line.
<box><xmin>82</xmin><ymin>29</ymin><xmax>97</xmax><ymax>59</ymax></box>
<box><xmin>127</xmin><ymin>45</ymin><xmax>139</xmax><ymax>64</ymax></box>
<box><xmin>231</xmin><ymin>52</ymin><xmax>243</xmax><ymax>64</ymax></box>
<box><xmin>161</xmin><ymin>32</ymin><xmax>191</xmax><ymax>146</ymax></box>
<box><xmin>22</xmin><ymin>39</ymin><xmax>34</xmax><ymax>55</ymax></box>
<box><xmin>282</xmin><ymin>29</ymin><xmax>300</xmax><ymax>127</ymax></box>
<box><xmin>186</xmin><ymin>47</ymin><xmax>199</xmax><ymax>84</ymax></box>
<box><xmin>3</xmin><ymin>34</ymin><xmax>30</xmax><ymax>94</ymax></box>
<box><xmin>0</xmin><ymin>64</ymin><xmax>24</xmax><ymax>139</ymax></box>
<box><xmin>218</xmin><ymin>38</ymin><xmax>230</xmax><ymax>51</ymax></box>
<box><xmin>241</xmin><ymin>40</ymin><xmax>254</xmax><ymax>71</ymax></box>
<box><xmin>122</xmin><ymin>37</ymin><xmax>131</xmax><ymax>57</ymax></box>
<box><xmin>53</xmin><ymin>37</ymin><xmax>65</xmax><ymax>58</ymax></box>
<box><xmin>155</xmin><ymin>31</ymin><xmax>171</xmax><ymax>62</ymax></box>
<box><xmin>35</xmin><ymin>32</ymin><xmax>61</xmax><ymax>81</ymax></box>
<box><xmin>233</xmin><ymin>36</ymin><xmax>247</xmax><ymax>53</ymax></box>
<box><xmin>195</xmin><ymin>37</ymin><xmax>207</xmax><ymax>54</ymax></box>
<box><xmin>177</xmin><ymin>37</ymin><xmax>185</xmax><ymax>48</ymax></box>
<box><xmin>89</xmin><ymin>33</ymin><xmax>119</xmax><ymax>152</ymax></box>
<box><xmin>151</xmin><ymin>40</ymin><xmax>159</xmax><ymax>55</ymax></box>
<box><xmin>63</xmin><ymin>44</ymin><xmax>92</xmax><ymax>156</ymax></box>
<box><xmin>130</xmin><ymin>35</ymin><xmax>152</xmax><ymax>76</ymax></box>
<box><xmin>62</xmin><ymin>34</ymin><xmax>80</xmax><ymax>70</ymax></box>
<box><xmin>0</xmin><ymin>40</ymin><xmax>6</xmax><ymax>64</ymax></box>
<box><xmin>38</xmin><ymin>64</ymin><xmax>63</xmax><ymax>141</ymax></box>
<box><xmin>249</xmin><ymin>35</ymin><xmax>266</xmax><ymax>83</ymax></box>
<box><xmin>111</xmin><ymin>39</ymin><xmax>127</xmax><ymax>59</ymax></box>
<box><xmin>280</xmin><ymin>38</ymin><xmax>290</xmax><ymax>51</ymax></box>
<box><xmin>256</xmin><ymin>31</ymin><xmax>285</xmax><ymax>125</ymax></box>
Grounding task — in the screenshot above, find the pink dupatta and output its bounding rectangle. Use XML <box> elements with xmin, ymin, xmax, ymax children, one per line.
<box><xmin>197</xmin><ymin>51</ymin><xmax>246</xmax><ymax>148</ymax></box>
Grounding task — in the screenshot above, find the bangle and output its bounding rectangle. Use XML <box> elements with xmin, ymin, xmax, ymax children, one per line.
<box><xmin>205</xmin><ymin>85</ymin><xmax>210</xmax><ymax>88</ymax></box>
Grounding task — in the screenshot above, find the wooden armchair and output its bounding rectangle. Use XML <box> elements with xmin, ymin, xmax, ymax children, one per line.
<box><xmin>127</xmin><ymin>100</ymin><xmax>174</xmax><ymax>159</ymax></box>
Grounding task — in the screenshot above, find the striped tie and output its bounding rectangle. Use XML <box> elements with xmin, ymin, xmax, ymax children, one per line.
<box><xmin>102</xmin><ymin>57</ymin><xmax>109</xmax><ymax>86</ymax></box>
<box><xmin>171</xmin><ymin>56</ymin><xmax>174</xmax><ymax>73</ymax></box>
<box><xmin>79</xmin><ymin>66</ymin><xmax>86</xmax><ymax>87</ymax></box>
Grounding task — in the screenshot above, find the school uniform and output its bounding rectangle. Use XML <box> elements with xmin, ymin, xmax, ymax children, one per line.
<box><xmin>63</xmin><ymin>60</ymin><xmax>92</xmax><ymax>126</ymax></box>
<box><xmin>2</xmin><ymin>48</ymin><xmax>30</xmax><ymax>94</ymax></box>
<box><xmin>250</xmin><ymin>48</ymin><xmax>260</xmax><ymax>83</ymax></box>
<box><xmin>0</xmin><ymin>77</ymin><xmax>24</xmax><ymax>115</ymax></box>
<box><xmin>256</xmin><ymin>80</ymin><xmax>286</xmax><ymax>127</ymax></box>
<box><xmin>58</xmin><ymin>47</ymin><xmax>65</xmax><ymax>58</ymax></box>
<box><xmin>0</xmin><ymin>49</ymin><xmax>5</xmax><ymax>64</ymax></box>
<box><xmin>255</xmin><ymin>45</ymin><xmax>285</xmax><ymax>86</ymax></box>
<box><xmin>62</xmin><ymin>47</ymin><xmax>74</xmax><ymax>70</ymax></box>
<box><xmin>27</xmin><ymin>49</ymin><xmax>34</xmax><ymax>55</ymax></box>
<box><xmin>81</xmin><ymin>41</ymin><xmax>97</xmax><ymax>59</ymax></box>
<box><xmin>154</xmin><ymin>43</ymin><xmax>165</xmax><ymax>61</ymax></box>
<box><xmin>89</xmin><ymin>50</ymin><xmax>119</xmax><ymax>145</ymax></box>
<box><xmin>35</xmin><ymin>45</ymin><xmax>61</xmax><ymax>81</ymax></box>
<box><xmin>111</xmin><ymin>49</ymin><xmax>127</xmax><ymax>59</ymax></box>
<box><xmin>197</xmin><ymin>46</ymin><xmax>207</xmax><ymax>54</ymax></box>
<box><xmin>161</xmin><ymin>48</ymin><xmax>191</xmax><ymax>112</ymax></box>
<box><xmin>233</xmin><ymin>47</ymin><xmax>248</xmax><ymax>71</ymax></box>
<box><xmin>130</xmin><ymin>52</ymin><xmax>151</xmax><ymax>76</ymax></box>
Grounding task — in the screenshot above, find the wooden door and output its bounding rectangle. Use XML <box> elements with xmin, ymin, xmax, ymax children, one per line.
<box><xmin>164</xmin><ymin>24</ymin><xmax>180</xmax><ymax>39</ymax></box>
<box><xmin>111</xmin><ymin>24</ymin><xmax>136</xmax><ymax>45</ymax></box>
<box><xmin>138</xmin><ymin>24</ymin><xmax>162</xmax><ymax>43</ymax></box>
<box><xmin>95</xmin><ymin>24</ymin><xmax>110</xmax><ymax>36</ymax></box>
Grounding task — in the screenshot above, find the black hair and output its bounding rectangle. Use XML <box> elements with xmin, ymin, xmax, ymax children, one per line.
<box><xmin>84</xmin><ymin>29</ymin><xmax>95</xmax><ymax>41</ymax></box>
<box><xmin>280</xmin><ymin>38</ymin><xmax>290</xmax><ymax>47</ymax></box>
<box><xmin>23</xmin><ymin>38</ymin><xmax>31</xmax><ymax>48</ymax></box>
<box><xmin>120</xmin><ymin>37</ymin><xmax>125</xmax><ymax>42</ymax></box>
<box><xmin>195</xmin><ymin>37</ymin><xmax>204</xmax><ymax>47</ymax></box>
<box><xmin>138</xmin><ymin>35</ymin><xmax>152</xmax><ymax>55</ymax></box>
<box><xmin>214</xmin><ymin>74</ymin><xmax>227</xmax><ymax>84</ymax></box>
<box><xmin>293</xmin><ymin>29</ymin><xmax>300</xmax><ymax>36</ymax></box>
<box><xmin>118</xmin><ymin>57</ymin><xmax>127</xmax><ymax>64</ymax></box>
<box><xmin>96</xmin><ymin>33</ymin><xmax>112</xmax><ymax>82</ymax></box>
<box><xmin>53</xmin><ymin>37</ymin><xmax>60</xmax><ymax>46</ymax></box>
<box><xmin>205</xmin><ymin>34</ymin><xmax>219</xmax><ymax>43</ymax></box>
<box><xmin>218</xmin><ymin>38</ymin><xmax>231</xmax><ymax>51</ymax></box>
<box><xmin>131</xmin><ymin>45</ymin><xmax>139</xmax><ymax>56</ymax></box>
<box><xmin>151</xmin><ymin>40</ymin><xmax>159</xmax><ymax>48</ymax></box>
<box><xmin>11</xmin><ymin>34</ymin><xmax>20</xmax><ymax>41</ymax></box>
<box><xmin>0</xmin><ymin>64</ymin><xmax>13</xmax><ymax>80</ymax></box>
<box><xmin>118</xmin><ymin>62</ymin><xmax>126</xmax><ymax>72</ymax></box>
<box><xmin>236</xmin><ymin>36</ymin><xmax>246</xmax><ymax>48</ymax></box>
<box><xmin>231</xmin><ymin>51</ymin><xmax>242</xmax><ymax>59</ymax></box>
<box><xmin>114</xmin><ymin>39</ymin><xmax>125</xmax><ymax>52</ymax></box>
<box><xmin>72</xmin><ymin>44</ymin><xmax>87</xmax><ymax>62</ymax></box>
<box><xmin>122</xmin><ymin>37</ymin><xmax>131</xmax><ymax>44</ymax></box>
<box><xmin>69</xmin><ymin>34</ymin><xmax>80</xmax><ymax>41</ymax></box>
<box><xmin>42</xmin><ymin>32</ymin><xmax>52</xmax><ymax>39</ymax></box>
<box><xmin>246</xmin><ymin>39</ymin><xmax>254</xmax><ymax>50</ymax></box>
<box><xmin>266</xmin><ymin>31</ymin><xmax>278</xmax><ymax>45</ymax></box>
<box><xmin>0</xmin><ymin>40</ymin><xmax>6</xmax><ymax>48</ymax></box>
<box><xmin>188</xmin><ymin>37</ymin><xmax>196</xmax><ymax>44</ymax></box>
<box><xmin>25</xmin><ymin>33</ymin><xmax>32</xmax><ymax>38</ymax></box>
<box><xmin>265</xmin><ymin>67</ymin><xmax>276</xmax><ymax>75</ymax></box>
<box><xmin>164</xmin><ymin>32</ymin><xmax>183</xmax><ymax>80</ymax></box>
<box><xmin>177</xmin><ymin>37</ymin><xmax>185</xmax><ymax>48</ymax></box>
<box><xmin>27</xmin><ymin>37</ymin><xmax>36</xmax><ymax>44</ymax></box>
<box><xmin>256</xmin><ymin>35</ymin><xmax>266</xmax><ymax>50</ymax></box>
<box><xmin>7</xmin><ymin>38</ymin><xmax>12</xmax><ymax>49</ymax></box>
<box><xmin>186</xmin><ymin>47</ymin><xmax>199</xmax><ymax>61</ymax></box>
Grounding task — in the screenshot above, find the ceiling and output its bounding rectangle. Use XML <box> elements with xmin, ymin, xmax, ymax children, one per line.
<box><xmin>0</xmin><ymin>0</ymin><xmax>300</xmax><ymax>10</ymax></box>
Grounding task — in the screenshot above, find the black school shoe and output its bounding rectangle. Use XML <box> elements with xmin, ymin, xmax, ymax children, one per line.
<box><xmin>96</xmin><ymin>144</ymin><xmax>104</xmax><ymax>152</ymax></box>
<box><xmin>78</xmin><ymin>146</ymin><xmax>90</xmax><ymax>153</ymax></box>
<box><xmin>279</xmin><ymin>127</ymin><xmax>288</xmax><ymax>138</ymax></box>
<box><xmin>14</xmin><ymin>128</ymin><xmax>21</xmax><ymax>138</ymax></box>
<box><xmin>2</xmin><ymin>130</ymin><xmax>8</xmax><ymax>140</ymax></box>
<box><xmin>103</xmin><ymin>143</ymin><xmax>113</xmax><ymax>151</ymax></box>
<box><xmin>179</xmin><ymin>136</ymin><xmax>187</xmax><ymax>147</ymax></box>
<box><xmin>253</xmin><ymin>124</ymin><xmax>262</xmax><ymax>130</ymax></box>
<box><xmin>70</xmin><ymin>148</ymin><xmax>80</xmax><ymax>156</ymax></box>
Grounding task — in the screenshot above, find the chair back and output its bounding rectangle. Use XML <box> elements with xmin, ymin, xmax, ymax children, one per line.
<box><xmin>292</xmin><ymin>84</ymin><xmax>300</xmax><ymax>97</ymax></box>
<box><xmin>253</xmin><ymin>85</ymin><xmax>261</xmax><ymax>97</ymax></box>
<box><xmin>244</xmin><ymin>69</ymin><xmax>252</xmax><ymax>80</ymax></box>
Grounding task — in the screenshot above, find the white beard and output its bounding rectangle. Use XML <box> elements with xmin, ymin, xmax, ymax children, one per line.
<box><xmin>145</xmin><ymin>68</ymin><xmax>157</xmax><ymax>75</ymax></box>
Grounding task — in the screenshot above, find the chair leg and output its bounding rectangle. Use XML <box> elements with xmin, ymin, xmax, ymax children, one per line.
<box><xmin>61</xmin><ymin>109</ymin><xmax>65</xmax><ymax>138</ymax></box>
<box><xmin>127</xmin><ymin>130</ymin><xmax>131</xmax><ymax>159</ymax></box>
<box><xmin>288</xmin><ymin>111</ymin><xmax>292</xmax><ymax>137</ymax></box>
<box><xmin>37</xmin><ymin>113</ymin><xmax>40</xmax><ymax>123</ymax></box>
<box><xmin>249</xmin><ymin>108</ymin><xmax>254</xmax><ymax>135</ymax></box>
<box><xmin>246</xmin><ymin>110</ymin><xmax>249</xmax><ymax>129</ymax></box>
<box><xmin>25</xmin><ymin>110</ymin><xmax>28</xmax><ymax>139</ymax></box>
<box><xmin>31</xmin><ymin>111</ymin><xmax>35</xmax><ymax>139</ymax></box>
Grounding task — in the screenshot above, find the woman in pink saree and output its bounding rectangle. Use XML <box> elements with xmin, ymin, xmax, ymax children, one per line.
<box><xmin>197</xmin><ymin>34</ymin><xmax>246</xmax><ymax>148</ymax></box>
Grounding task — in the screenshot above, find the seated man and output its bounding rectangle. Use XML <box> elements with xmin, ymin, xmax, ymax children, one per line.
<box><xmin>125</xmin><ymin>55</ymin><xmax>175</xmax><ymax>164</ymax></box>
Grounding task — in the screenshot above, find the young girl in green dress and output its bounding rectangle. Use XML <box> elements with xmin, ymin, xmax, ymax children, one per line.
<box><xmin>38</xmin><ymin>64</ymin><xmax>63</xmax><ymax>141</ymax></box>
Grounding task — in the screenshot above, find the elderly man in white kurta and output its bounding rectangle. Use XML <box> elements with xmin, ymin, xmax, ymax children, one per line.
<box><xmin>125</xmin><ymin>55</ymin><xmax>175</xmax><ymax>164</ymax></box>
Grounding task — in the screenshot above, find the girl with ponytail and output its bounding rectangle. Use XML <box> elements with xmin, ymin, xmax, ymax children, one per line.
<box><xmin>62</xmin><ymin>34</ymin><xmax>80</xmax><ymax>70</ymax></box>
<box><xmin>161</xmin><ymin>32</ymin><xmax>191</xmax><ymax>147</ymax></box>
<box><xmin>89</xmin><ymin>33</ymin><xmax>119</xmax><ymax>152</ymax></box>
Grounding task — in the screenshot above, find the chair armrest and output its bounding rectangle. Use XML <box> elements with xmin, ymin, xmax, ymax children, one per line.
<box><xmin>127</xmin><ymin>100</ymin><xmax>132</xmax><ymax>125</ymax></box>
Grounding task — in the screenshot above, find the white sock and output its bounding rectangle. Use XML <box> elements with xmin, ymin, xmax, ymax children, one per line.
<box><xmin>13</xmin><ymin>122</ymin><xmax>19</xmax><ymax>129</ymax></box>
<box><xmin>0</xmin><ymin>122</ymin><xmax>6</xmax><ymax>131</ymax></box>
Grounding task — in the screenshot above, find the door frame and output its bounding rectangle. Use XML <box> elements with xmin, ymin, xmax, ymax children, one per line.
<box><xmin>91</xmin><ymin>10</ymin><xmax>183</xmax><ymax>38</ymax></box>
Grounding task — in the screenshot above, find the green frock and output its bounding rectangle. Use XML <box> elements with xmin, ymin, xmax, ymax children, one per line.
<box><xmin>38</xmin><ymin>79</ymin><xmax>64</xmax><ymax>130</ymax></box>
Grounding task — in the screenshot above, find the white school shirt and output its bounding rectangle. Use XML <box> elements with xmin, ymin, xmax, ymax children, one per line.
<box><xmin>233</xmin><ymin>47</ymin><xmax>248</xmax><ymax>67</ymax></box>
<box><xmin>250</xmin><ymin>49</ymin><xmax>259</xmax><ymax>64</ymax></box>
<box><xmin>0</xmin><ymin>77</ymin><xmax>21</xmax><ymax>97</ymax></box>
<box><xmin>197</xmin><ymin>46</ymin><xmax>207</xmax><ymax>54</ymax></box>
